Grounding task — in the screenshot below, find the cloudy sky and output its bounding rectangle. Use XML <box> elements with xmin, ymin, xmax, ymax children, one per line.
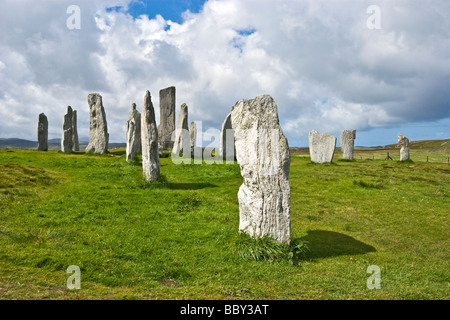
<box><xmin>0</xmin><ymin>0</ymin><xmax>449</xmax><ymax>147</ymax></box>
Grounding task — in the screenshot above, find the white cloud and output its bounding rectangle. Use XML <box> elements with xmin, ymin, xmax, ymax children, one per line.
<box><xmin>0</xmin><ymin>0</ymin><xmax>449</xmax><ymax>147</ymax></box>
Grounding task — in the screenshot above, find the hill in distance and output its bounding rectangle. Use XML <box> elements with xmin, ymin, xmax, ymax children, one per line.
<box><xmin>0</xmin><ymin>138</ymin><xmax>126</xmax><ymax>150</ymax></box>
<box><xmin>290</xmin><ymin>139</ymin><xmax>449</xmax><ymax>153</ymax></box>
<box><xmin>0</xmin><ymin>137</ymin><xmax>448</xmax><ymax>152</ymax></box>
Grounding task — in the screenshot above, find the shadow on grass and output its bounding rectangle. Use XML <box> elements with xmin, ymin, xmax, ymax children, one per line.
<box><xmin>168</xmin><ymin>182</ymin><xmax>218</xmax><ymax>190</ymax></box>
<box><xmin>306</xmin><ymin>162</ymin><xmax>339</xmax><ymax>166</ymax></box>
<box><xmin>396</xmin><ymin>160</ymin><xmax>415</xmax><ymax>164</ymax></box>
<box><xmin>109</xmin><ymin>149</ymin><xmax>126</xmax><ymax>156</ymax></box>
<box><xmin>300</xmin><ymin>230</ymin><xmax>376</xmax><ymax>260</ymax></box>
<box><xmin>353</xmin><ymin>179</ymin><xmax>385</xmax><ymax>189</ymax></box>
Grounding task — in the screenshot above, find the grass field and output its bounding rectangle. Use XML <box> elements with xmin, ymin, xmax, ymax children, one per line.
<box><xmin>0</xmin><ymin>141</ymin><xmax>449</xmax><ymax>300</ymax></box>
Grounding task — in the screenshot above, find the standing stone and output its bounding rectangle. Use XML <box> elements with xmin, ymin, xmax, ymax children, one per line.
<box><xmin>126</xmin><ymin>103</ymin><xmax>141</xmax><ymax>161</ymax></box>
<box><xmin>61</xmin><ymin>106</ymin><xmax>73</xmax><ymax>153</ymax></box>
<box><xmin>189</xmin><ymin>121</ymin><xmax>197</xmax><ymax>150</ymax></box>
<box><xmin>340</xmin><ymin>129</ymin><xmax>356</xmax><ymax>160</ymax></box>
<box><xmin>72</xmin><ymin>110</ymin><xmax>79</xmax><ymax>151</ymax></box>
<box><xmin>172</xmin><ymin>103</ymin><xmax>189</xmax><ymax>155</ymax></box>
<box><xmin>219</xmin><ymin>112</ymin><xmax>236</xmax><ymax>161</ymax></box>
<box><xmin>398</xmin><ymin>133</ymin><xmax>410</xmax><ymax>161</ymax></box>
<box><xmin>308</xmin><ymin>130</ymin><xmax>336</xmax><ymax>163</ymax></box>
<box><xmin>141</xmin><ymin>91</ymin><xmax>160</xmax><ymax>182</ymax></box>
<box><xmin>85</xmin><ymin>93</ymin><xmax>109</xmax><ymax>154</ymax></box>
<box><xmin>158</xmin><ymin>86</ymin><xmax>176</xmax><ymax>152</ymax></box>
<box><xmin>231</xmin><ymin>94</ymin><xmax>291</xmax><ymax>244</ymax></box>
<box><xmin>37</xmin><ymin>113</ymin><xmax>48</xmax><ymax>151</ymax></box>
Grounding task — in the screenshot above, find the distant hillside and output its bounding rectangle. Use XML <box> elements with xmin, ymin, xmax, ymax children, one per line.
<box><xmin>1</xmin><ymin>137</ymin><xmax>448</xmax><ymax>152</ymax></box>
<box><xmin>0</xmin><ymin>138</ymin><xmax>125</xmax><ymax>150</ymax></box>
<box><xmin>383</xmin><ymin>139</ymin><xmax>450</xmax><ymax>151</ymax></box>
<box><xmin>291</xmin><ymin>139</ymin><xmax>449</xmax><ymax>151</ymax></box>
<box><xmin>0</xmin><ymin>138</ymin><xmax>37</xmax><ymax>149</ymax></box>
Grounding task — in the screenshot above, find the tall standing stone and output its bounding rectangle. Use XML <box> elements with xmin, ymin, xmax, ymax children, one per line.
<box><xmin>72</xmin><ymin>110</ymin><xmax>79</xmax><ymax>151</ymax></box>
<box><xmin>141</xmin><ymin>91</ymin><xmax>160</xmax><ymax>182</ymax></box>
<box><xmin>219</xmin><ymin>112</ymin><xmax>235</xmax><ymax>161</ymax></box>
<box><xmin>231</xmin><ymin>94</ymin><xmax>291</xmax><ymax>244</ymax></box>
<box><xmin>158</xmin><ymin>86</ymin><xmax>176</xmax><ymax>152</ymax></box>
<box><xmin>126</xmin><ymin>103</ymin><xmax>141</xmax><ymax>161</ymax></box>
<box><xmin>37</xmin><ymin>113</ymin><xmax>48</xmax><ymax>151</ymax></box>
<box><xmin>86</xmin><ymin>93</ymin><xmax>109</xmax><ymax>154</ymax></box>
<box><xmin>172</xmin><ymin>103</ymin><xmax>189</xmax><ymax>155</ymax></box>
<box><xmin>61</xmin><ymin>106</ymin><xmax>73</xmax><ymax>153</ymax></box>
<box><xmin>308</xmin><ymin>130</ymin><xmax>336</xmax><ymax>163</ymax></box>
<box><xmin>189</xmin><ymin>121</ymin><xmax>197</xmax><ymax>150</ymax></box>
<box><xmin>398</xmin><ymin>133</ymin><xmax>410</xmax><ymax>161</ymax></box>
<box><xmin>340</xmin><ymin>129</ymin><xmax>356</xmax><ymax>160</ymax></box>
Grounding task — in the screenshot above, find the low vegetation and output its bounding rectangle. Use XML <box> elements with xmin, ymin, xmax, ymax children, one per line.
<box><xmin>0</xmin><ymin>141</ymin><xmax>448</xmax><ymax>299</ymax></box>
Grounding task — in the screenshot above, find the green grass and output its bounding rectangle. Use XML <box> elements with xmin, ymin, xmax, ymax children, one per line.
<box><xmin>0</xmin><ymin>146</ymin><xmax>449</xmax><ymax>300</ymax></box>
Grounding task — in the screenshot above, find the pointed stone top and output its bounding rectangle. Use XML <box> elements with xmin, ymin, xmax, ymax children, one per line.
<box><xmin>143</xmin><ymin>91</ymin><xmax>154</xmax><ymax>114</ymax></box>
<box><xmin>38</xmin><ymin>113</ymin><xmax>48</xmax><ymax>124</ymax></box>
<box><xmin>132</xmin><ymin>103</ymin><xmax>136</xmax><ymax>110</ymax></box>
<box><xmin>398</xmin><ymin>133</ymin><xmax>408</xmax><ymax>140</ymax></box>
<box><xmin>88</xmin><ymin>93</ymin><xmax>102</xmax><ymax>105</ymax></box>
<box><xmin>398</xmin><ymin>133</ymin><xmax>409</xmax><ymax>143</ymax></box>
<box><xmin>67</xmin><ymin>106</ymin><xmax>73</xmax><ymax>113</ymax></box>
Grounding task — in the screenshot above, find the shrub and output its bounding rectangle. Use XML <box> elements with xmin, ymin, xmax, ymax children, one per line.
<box><xmin>235</xmin><ymin>233</ymin><xmax>309</xmax><ymax>264</ymax></box>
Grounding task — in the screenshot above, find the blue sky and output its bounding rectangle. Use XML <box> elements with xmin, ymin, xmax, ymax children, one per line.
<box><xmin>0</xmin><ymin>0</ymin><xmax>448</xmax><ymax>147</ymax></box>
<box><xmin>126</xmin><ymin>0</ymin><xmax>206</xmax><ymax>23</ymax></box>
<box><xmin>114</xmin><ymin>0</ymin><xmax>450</xmax><ymax>147</ymax></box>
<box><xmin>356</xmin><ymin>118</ymin><xmax>450</xmax><ymax>147</ymax></box>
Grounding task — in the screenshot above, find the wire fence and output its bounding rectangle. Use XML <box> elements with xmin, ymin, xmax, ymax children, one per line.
<box><xmin>293</xmin><ymin>149</ymin><xmax>450</xmax><ymax>164</ymax></box>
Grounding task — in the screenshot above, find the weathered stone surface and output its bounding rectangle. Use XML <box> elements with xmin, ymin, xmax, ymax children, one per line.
<box><xmin>86</xmin><ymin>93</ymin><xmax>109</xmax><ymax>154</ymax></box>
<box><xmin>158</xmin><ymin>86</ymin><xmax>176</xmax><ymax>151</ymax></box>
<box><xmin>172</xmin><ymin>103</ymin><xmax>189</xmax><ymax>155</ymax></box>
<box><xmin>189</xmin><ymin>121</ymin><xmax>196</xmax><ymax>150</ymax></box>
<box><xmin>141</xmin><ymin>91</ymin><xmax>160</xmax><ymax>182</ymax></box>
<box><xmin>219</xmin><ymin>112</ymin><xmax>236</xmax><ymax>161</ymax></box>
<box><xmin>72</xmin><ymin>110</ymin><xmax>79</xmax><ymax>151</ymax></box>
<box><xmin>61</xmin><ymin>106</ymin><xmax>73</xmax><ymax>153</ymax></box>
<box><xmin>230</xmin><ymin>94</ymin><xmax>291</xmax><ymax>244</ymax></box>
<box><xmin>126</xmin><ymin>103</ymin><xmax>141</xmax><ymax>161</ymax></box>
<box><xmin>308</xmin><ymin>130</ymin><xmax>336</xmax><ymax>163</ymax></box>
<box><xmin>219</xmin><ymin>112</ymin><xmax>231</xmax><ymax>157</ymax></box>
<box><xmin>340</xmin><ymin>129</ymin><xmax>356</xmax><ymax>160</ymax></box>
<box><xmin>37</xmin><ymin>113</ymin><xmax>48</xmax><ymax>151</ymax></box>
<box><xmin>398</xmin><ymin>133</ymin><xmax>410</xmax><ymax>161</ymax></box>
